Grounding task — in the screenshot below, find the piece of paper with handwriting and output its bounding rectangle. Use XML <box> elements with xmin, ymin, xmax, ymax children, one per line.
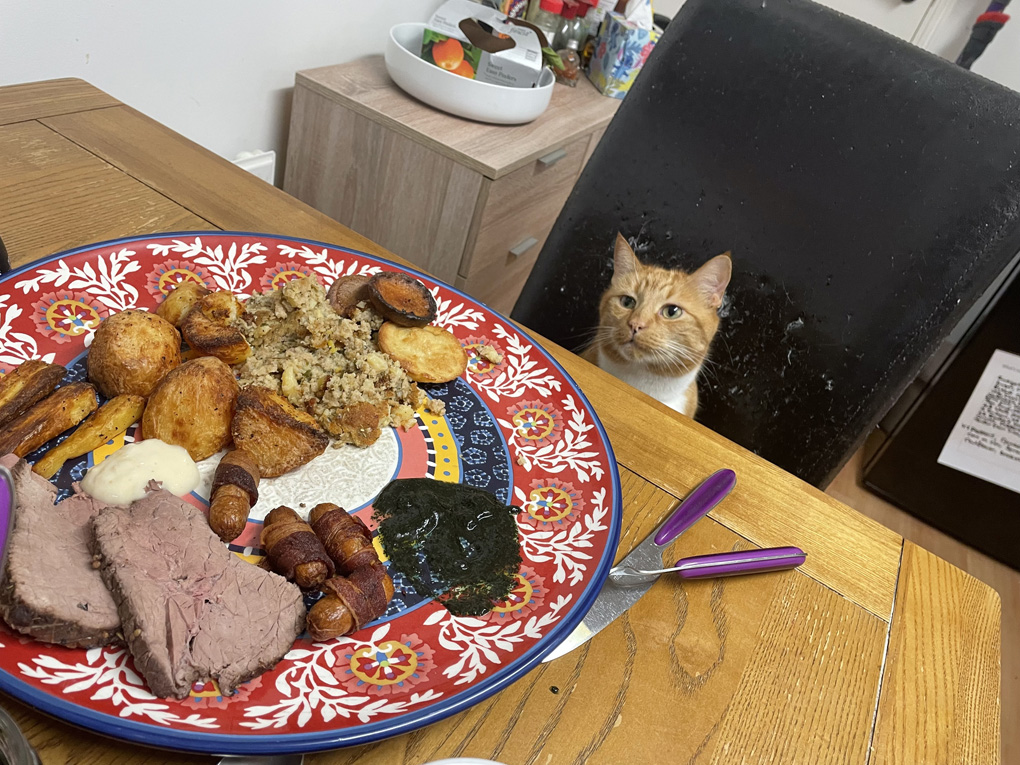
<box><xmin>938</xmin><ymin>349</ymin><xmax>1020</xmax><ymax>495</ymax></box>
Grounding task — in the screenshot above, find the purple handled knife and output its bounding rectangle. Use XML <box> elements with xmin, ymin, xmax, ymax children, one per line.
<box><xmin>541</xmin><ymin>469</ymin><xmax>739</xmax><ymax>663</ymax></box>
<box><xmin>609</xmin><ymin>546</ymin><xmax>807</xmax><ymax>585</ymax></box>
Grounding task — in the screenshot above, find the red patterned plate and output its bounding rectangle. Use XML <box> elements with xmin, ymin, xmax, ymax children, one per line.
<box><xmin>0</xmin><ymin>233</ymin><xmax>621</xmax><ymax>754</ymax></box>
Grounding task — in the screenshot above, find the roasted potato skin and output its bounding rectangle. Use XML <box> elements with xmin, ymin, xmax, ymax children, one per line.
<box><xmin>231</xmin><ymin>386</ymin><xmax>329</xmax><ymax>478</ymax></box>
<box><xmin>32</xmin><ymin>394</ymin><xmax>145</xmax><ymax>479</ymax></box>
<box><xmin>156</xmin><ymin>281</ymin><xmax>211</xmax><ymax>327</ymax></box>
<box><xmin>0</xmin><ymin>360</ymin><xmax>66</xmax><ymax>428</ymax></box>
<box><xmin>87</xmin><ymin>310</ymin><xmax>181</xmax><ymax>398</ymax></box>
<box><xmin>180</xmin><ymin>291</ymin><xmax>251</xmax><ymax>365</ymax></box>
<box><xmin>378</xmin><ymin>323</ymin><xmax>467</xmax><ymax>384</ymax></box>
<box><xmin>0</xmin><ymin>382</ymin><xmax>98</xmax><ymax>458</ymax></box>
<box><xmin>141</xmin><ymin>356</ymin><xmax>238</xmax><ymax>461</ymax></box>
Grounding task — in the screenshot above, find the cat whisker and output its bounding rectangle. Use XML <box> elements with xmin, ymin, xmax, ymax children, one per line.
<box><xmin>649</xmin><ymin>348</ymin><xmax>693</xmax><ymax>376</ymax></box>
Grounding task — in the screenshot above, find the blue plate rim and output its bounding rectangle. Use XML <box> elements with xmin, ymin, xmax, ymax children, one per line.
<box><xmin>0</xmin><ymin>231</ymin><xmax>623</xmax><ymax>754</ymax></box>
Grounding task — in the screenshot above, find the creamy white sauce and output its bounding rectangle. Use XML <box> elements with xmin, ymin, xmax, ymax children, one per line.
<box><xmin>81</xmin><ymin>439</ymin><xmax>200</xmax><ymax>505</ymax></box>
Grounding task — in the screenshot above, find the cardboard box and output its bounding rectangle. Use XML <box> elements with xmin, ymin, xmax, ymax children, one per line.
<box><xmin>586</xmin><ymin>11</ymin><xmax>660</xmax><ymax>99</ymax></box>
<box><xmin>422</xmin><ymin>0</ymin><xmax>544</xmax><ymax>89</ymax></box>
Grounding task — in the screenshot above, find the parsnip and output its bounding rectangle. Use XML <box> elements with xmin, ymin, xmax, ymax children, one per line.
<box><xmin>0</xmin><ymin>383</ymin><xmax>98</xmax><ymax>458</ymax></box>
<box><xmin>0</xmin><ymin>359</ymin><xmax>66</xmax><ymax>428</ymax></box>
<box><xmin>33</xmin><ymin>394</ymin><xmax>145</xmax><ymax>478</ymax></box>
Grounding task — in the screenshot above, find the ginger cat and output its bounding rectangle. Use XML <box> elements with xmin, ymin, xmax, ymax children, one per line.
<box><xmin>582</xmin><ymin>234</ymin><xmax>732</xmax><ymax>417</ymax></box>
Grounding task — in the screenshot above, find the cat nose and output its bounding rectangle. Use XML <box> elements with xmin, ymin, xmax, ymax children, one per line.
<box><xmin>629</xmin><ymin>320</ymin><xmax>645</xmax><ymax>336</ymax></box>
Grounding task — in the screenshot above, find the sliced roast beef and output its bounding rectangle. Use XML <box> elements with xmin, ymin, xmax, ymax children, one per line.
<box><xmin>0</xmin><ymin>454</ymin><xmax>120</xmax><ymax>648</ymax></box>
<box><xmin>91</xmin><ymin>490</ymin><xmax>305</xmax><ymax>699</ymax></box>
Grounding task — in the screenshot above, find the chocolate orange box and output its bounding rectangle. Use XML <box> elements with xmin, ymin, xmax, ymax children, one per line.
<box><xmin>421</xmin><ymin>0</ymin><xmax>543</xmax><ymax>88</ymax></box>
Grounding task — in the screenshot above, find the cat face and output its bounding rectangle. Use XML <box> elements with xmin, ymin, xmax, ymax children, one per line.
<box><xmin>596</xmin><ymin>234</ymin><xmax>732</xmax><ymax>375</ymax></box>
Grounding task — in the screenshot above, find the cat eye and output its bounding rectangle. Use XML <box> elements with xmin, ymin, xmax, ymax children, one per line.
<box><xmin>661</xmin><ymin>304</ymin><xmax>683</xmax><ymax>319</ymax></box>
<box><xmin>619</xmin><ymin>295</ymin><xmax>637</xmax><ymax>309</ymax></box>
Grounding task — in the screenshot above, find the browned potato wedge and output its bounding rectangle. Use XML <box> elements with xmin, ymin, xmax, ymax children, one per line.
<box><xmin>141</xmin><ymin>357</ymin><xmax>238</xmax><ymax>461</ymax></box>
<box><xmin>156</xmin><ymin>281</ymin><xmax>211</xmax><ymax>327</ymax></box>
<box><xmin>181</xmin><ymin>291</ymin><xmax>251</xmax><ymax>365</ymax></box>
<box><xmin>88</xmin><ymin>310</ymin><xmax>181</xmax><ymax>398</ymax></box>
<box><xmin>377</xmin><ymin>323</ymin><xmax>467</xmax><ymax>384</ymax></box>
<box><xmin>231</xmin><ymin>386</ymin><xmax>329</xmax><ymax>478</ymax></box>
<box><xmin>0</xmin><ymin>383</ymin><xmax>98</xmax><ymax>458</ymax></box>
<box><xmin>0</xmin><ymin>359</ymin><xmax>66</xmax><ymax>429</ymax></box>
<box><xmin>33</xmin><ymin>394</ymin><xmax>145</xmax><ymax>479</ymax></box>
<box><xmin>368</xmin><ymin>272</ymin><xmax>437</xmax><ymax>327</ymax></box>
<box><xmin>326</xmin><ymin>274</ymin><xmax>372</xmax><ymax>318</ymax></box>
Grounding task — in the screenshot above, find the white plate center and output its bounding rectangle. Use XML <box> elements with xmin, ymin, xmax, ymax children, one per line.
<box><xmin>196</xmin><ymin>428</ymin><xmax>401</xmax><ymax>521</ymax></box>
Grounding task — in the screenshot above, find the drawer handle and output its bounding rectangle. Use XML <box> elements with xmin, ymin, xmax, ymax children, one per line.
<box><xmin>538</xmin><ymin>148</ymin><xmax>567</xmax><ymax>167</ymax></box>
<box><xmin>509</xmin><ymin>237</ymin><xmax>539</xmax><ymax>257</ymax></box>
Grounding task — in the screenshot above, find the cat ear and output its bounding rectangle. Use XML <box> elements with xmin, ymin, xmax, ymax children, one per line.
<box><xmin>612</xmin><ymin>234</ymin><xmax>640</xmax><ymax>283</ymax></box>
<box><xmin>692</xmin><ymin>252</ymin><xmax>732</xmax><ymax>309</ymax></box>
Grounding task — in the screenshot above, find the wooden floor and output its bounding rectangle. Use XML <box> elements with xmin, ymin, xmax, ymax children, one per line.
<box><xmin>826</xmin><ymin>437</ymin><xmax>1019</xmax><ymax>765</ymax></box>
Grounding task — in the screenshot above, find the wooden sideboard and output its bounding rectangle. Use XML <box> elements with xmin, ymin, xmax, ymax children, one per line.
<box><xmin>284</xmin><ymin>56</ymin><xmax>620</xmax><ymax>315</ymax></box>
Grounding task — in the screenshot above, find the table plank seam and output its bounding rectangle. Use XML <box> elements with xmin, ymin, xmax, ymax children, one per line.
<box><xmin>864</xmin><ymin>538</ymin><xmax>905</xmax><ymax>765</ymax></box>
<box><xmin>616</xmin><ymin>459</ymin><xmax>896</xmax><ymax>623</ymax></box>
<box><xmin>1</xmin><ymin>102</ymin><xmax>123</xmax><ymax>128</ymax></box>
<box><xmin>34</xmin><ymin>114</ymin><xmax>227</xmax><ymax>234</ymax></box>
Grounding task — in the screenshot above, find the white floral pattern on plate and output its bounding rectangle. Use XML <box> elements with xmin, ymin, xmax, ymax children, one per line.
<box><xmin>0</xmin><ymin>233</ymin><xmax>620</xmax><ymax>754</ymax></box>
<box><xmin>196</xmin><ymin>429</ymin><xmax>402</xmax><ymax>522</ymax></box>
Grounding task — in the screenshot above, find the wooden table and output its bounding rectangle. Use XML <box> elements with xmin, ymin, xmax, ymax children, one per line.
<box><xmin>0</xmin><ymin>79</ymin><xmax>1001</xmax><ymax>765</ymax></box>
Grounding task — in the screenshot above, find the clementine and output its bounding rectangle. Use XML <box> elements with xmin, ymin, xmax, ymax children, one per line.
<box><xmin>452</xmin><ymin>60</ymin><xmax>475</xmax><ymax>79</ymax></box>
<box><xmin>432</xmin><ymin>37</ymin><xmax>464</xmax><ymax>71</ymax></box>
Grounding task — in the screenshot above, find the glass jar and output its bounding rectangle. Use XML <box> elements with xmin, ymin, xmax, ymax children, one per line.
<box><xmin>529</xmin><ymin>0</ymin><xmax>564</xmax><ymax>48</ymax></box>
<box><xmin>554</xmin><ymin>41</ymin><xmax>582</xmax><ymax>87</ymax></box>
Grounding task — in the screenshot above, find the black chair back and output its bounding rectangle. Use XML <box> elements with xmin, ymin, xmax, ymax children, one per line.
<box><xmin>512</xmin><ymin>0</ymin><xmax>1020</xmax><ymax>487</ymax></box>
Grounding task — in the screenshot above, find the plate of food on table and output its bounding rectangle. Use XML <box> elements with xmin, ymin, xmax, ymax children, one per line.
<box><xmin>0</xmin><ymin>232</ymin><xmax>621</xmax><ymax>754</ymax></box>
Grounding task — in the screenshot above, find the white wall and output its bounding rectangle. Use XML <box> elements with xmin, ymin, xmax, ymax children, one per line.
<box><xmin>4</xmin><ymin>0</ymin><xmax>1018</xmax><ymax>187</ymax></box>
<box><xmin>0</xmin><ymin>0</ymin><xmax>446</xmax><ymax>183</ymax></box>
<box><xmin>922</xmin><ymin>0</ymin><xmax>1020</xmax><ymax>94</ymax></box>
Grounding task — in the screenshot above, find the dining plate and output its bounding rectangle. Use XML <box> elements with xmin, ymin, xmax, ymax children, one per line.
<box><xmin>0</xmin><ymin>232</ymin><xmax>621</xmax><ymax>754</ymax></box>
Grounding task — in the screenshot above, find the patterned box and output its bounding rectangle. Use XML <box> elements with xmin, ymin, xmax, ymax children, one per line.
<box><xmin>586</xmin><ymin>12</ymin><xmax>660</xmax><ymax>99</ymax></box>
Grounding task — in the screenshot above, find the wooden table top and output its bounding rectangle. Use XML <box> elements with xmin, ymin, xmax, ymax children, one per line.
<box><xmin>297</xmin><ymin>56</ymin><xmax>621</xmax><ymax>179</ymax></box>
<box><xmin>0</xmin><ymin>79</ymin><xmax>1000</xmax><ymax>765</ymax></box>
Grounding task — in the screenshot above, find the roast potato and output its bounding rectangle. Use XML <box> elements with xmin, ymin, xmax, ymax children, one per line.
<box><xmin>88</xmin><ymin>310</ymin><xmax>181</xmax><ymax>398</ymax></box>
<box><xmin>141</xmin><ymin>356</ymin><xmax>238</xmax><ymax>461</ymax></box>
<box><xmin>367</xmin><ymin>272</ymin><xmax>437</xmax><ymax>327</ymax></box>
<box><xmin>156</xmin><ymin>281</ymin><xmax>211</xmax><ymax>327</ymax></box>
<box><xmin>33</xmin><ymin>394</ymin><xmax>145</xmax><ymax>479</ymax></box>
<box><xmin>180</xmin><ymin>291</ymin><xmax>251</xmax><ymax>365</ymax></box>
<box><xmin>0</xmin><ymin>383</ymin><xmax>98</xmax><ymax>458</ymax></box>
<box><xmin>377</xmin><ymin>322</ymin><xmax>467</xmax><ymax>384</ymax></box>
<box><xmin>0</xmin><ymin>359</ymin><xmax>66</xmax><ymax>429</ymax></box>
<box><xmin>231</xmin><ymin>386</ymin><xmax>328</xmax><ymax>478</ymax></box>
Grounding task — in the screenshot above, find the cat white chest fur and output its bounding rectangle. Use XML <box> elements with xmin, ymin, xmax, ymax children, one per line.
<box><xmin>596</xmin><ymin>349</ymin><xmax>699</xmax><ymax>416</ymax></box>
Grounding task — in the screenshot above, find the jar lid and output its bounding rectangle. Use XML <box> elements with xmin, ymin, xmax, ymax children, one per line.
<box><xmin>540</xmin><ymin>0</ymin><xmax>564</xmax><ymax>12</ymax></box>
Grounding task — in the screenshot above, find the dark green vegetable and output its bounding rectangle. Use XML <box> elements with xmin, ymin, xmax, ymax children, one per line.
<box><xmin>373</xmin><ymin>478</ymin><xmax>522</xmax><ymax>617</ymax></box>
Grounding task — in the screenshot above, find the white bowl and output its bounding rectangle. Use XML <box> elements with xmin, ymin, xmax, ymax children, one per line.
<box><xmin>385</xmin><ymin>22</ymin><xmax>555</xmax><ymax>125</ymax></box>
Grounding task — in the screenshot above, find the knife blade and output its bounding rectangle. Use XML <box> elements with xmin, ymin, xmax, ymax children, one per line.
<box><xmin>541</xmin><ymin>468</ymin><xmax>737</xmax><ymax>663</ymax></box>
